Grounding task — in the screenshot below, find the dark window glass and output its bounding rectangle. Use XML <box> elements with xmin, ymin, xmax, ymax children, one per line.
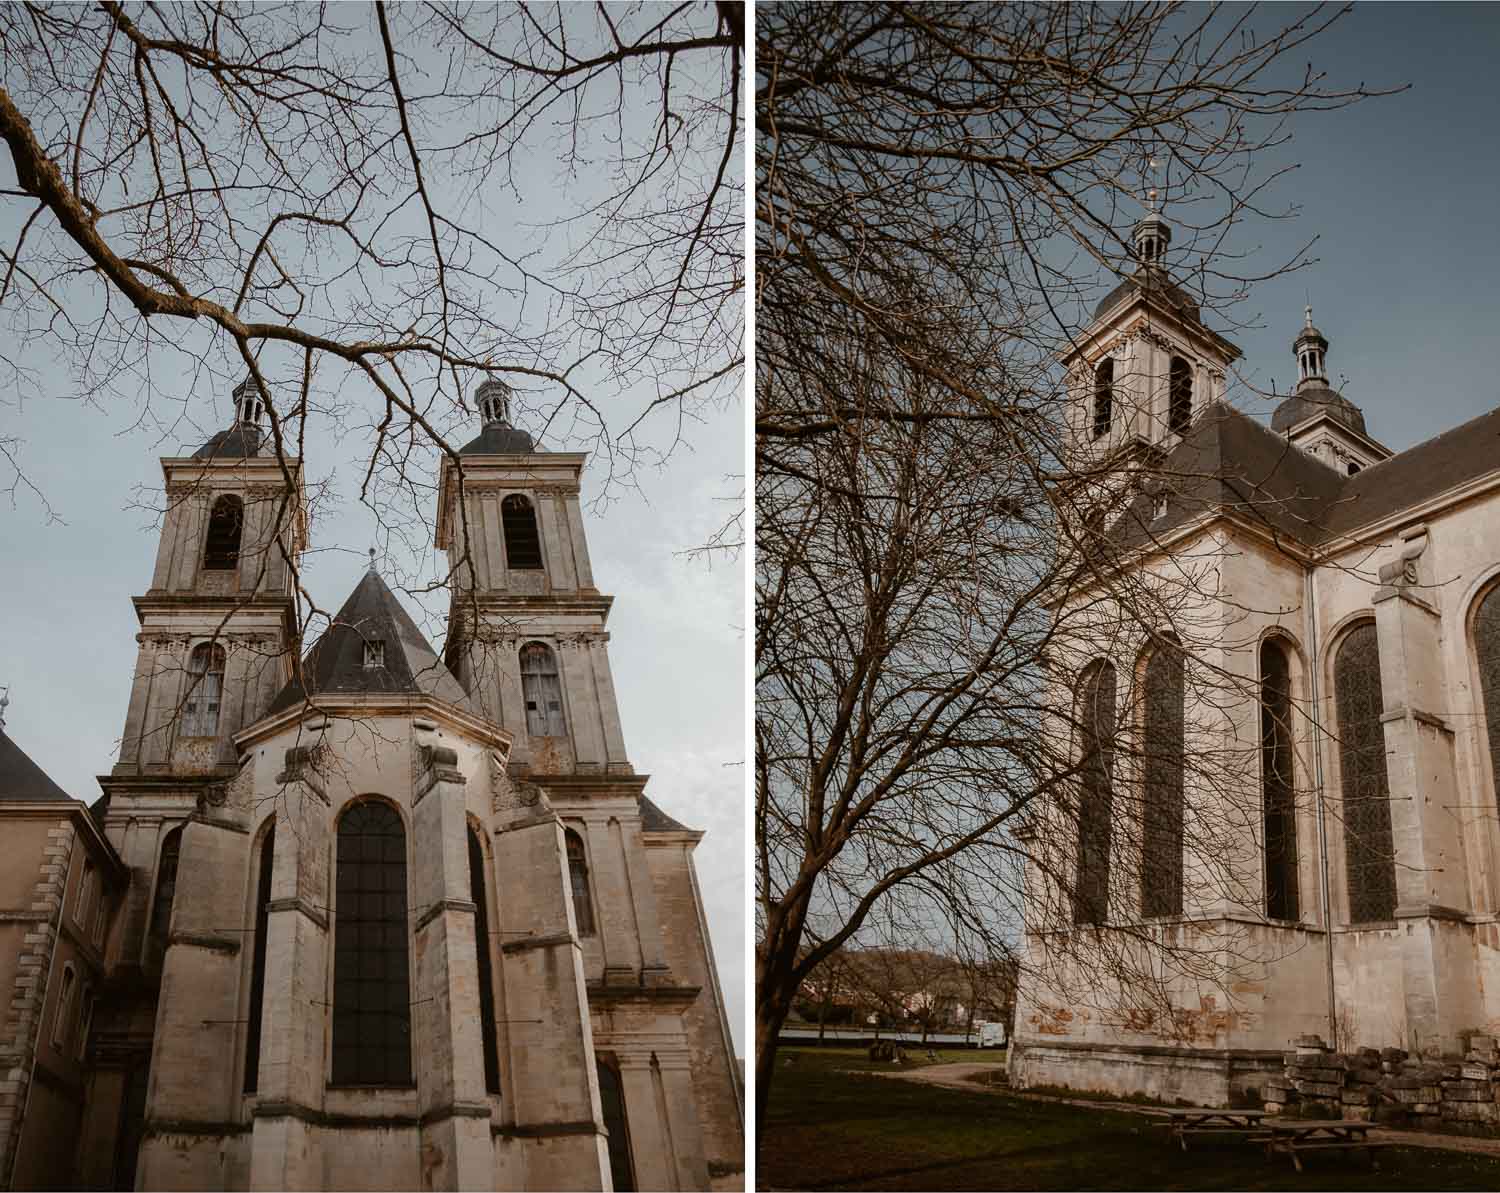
<box><xmin>182</xmin><ymin>643</ymin><xmax>226</xmax><ymax>737</ymax></box>
<box><xmin>332</xmin><ymin>800</ymin><xmax>412</xmax><ymax>1085</ymax></box>
<box><xmin>467</xmin><ymin>827</ymin><xmax>502</xmax><ymax>1096</ymax></box>
<box><xmin>566</xmin><ymin>829</ymin><xmax>596</xmax><ymax>937</ymax></box>
<box><xmin>148</xmin><ymin>827</ymin><xmax>183</xmax><ymax>951</ymax></box>
<box><xmin>502</xmin><ymin>494</ymin><xmax>544</xmax><ymax>570</ymax></box>
<box><xmin>1140</xmin><ymin>638</ymin><xmax>1184</xmax><ymax>918</ymax></box>
<box><xmin>202</xmin><ymin>495</ymin><xmax>244</xmax><ymax>570</ymax></box>
<box><xmin>1073</xmin><ymin>661</ymin><xmax>1116</xmax><ymax>924</ymax></box>
<box><xmin>1092</xmin><ymin>359</ymin><xmax>1113</xmax><ymax>440</ymax></box>
<box><xmin>1334</xmin><ymin>624</ymin><xmax>1396</xmax><ymax>923</ymax></box>
<box><xmin>244</xmin><ymin>825</ymin><xmax>275</xmax><ymax>1093</ymax></box>
<box><xmin>597</xmin><ymin>1059</ymin><xmax>635</xmax><ymax>1192</ymax></box>
<box><xmin>521</xmin><ymin>643</ymin><xmax>567</xmax><ymax>736</ymax></box>
<box><xmin>1477</xmin><ymin>586</ymin><xmax>1500</xmax><ymax>817</ymax></box>
<box><xmin>1261</xmin><ymin>641</ymin><xmax>1300</xmax><ymax>920</ymax></box>
<box><xmin>1168</xmin><ymin>356</ymin><xmax>1192</xmax><ymax>435</ymax></box>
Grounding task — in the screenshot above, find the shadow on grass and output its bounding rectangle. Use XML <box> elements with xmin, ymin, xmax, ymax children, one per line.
<box><xmin>760</xmin><ymin>1048</ymin><xmax>1500</xmax><ymax>1191</ymax></box>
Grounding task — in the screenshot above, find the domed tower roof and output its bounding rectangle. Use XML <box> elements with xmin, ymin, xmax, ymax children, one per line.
<box><xmin>460</xmin><ymin>376</ymin><xmax>537</xmax><ymax>454</ymax></box>
<box><xmin>1270</xmin><ymin>306</ymin><xmax>1368</xmax><ymax>436</ymax></box>
<box><xmin>192</xmin><ymin>374</ymin><xmax>270</xmax><ymax>459</ymax></box>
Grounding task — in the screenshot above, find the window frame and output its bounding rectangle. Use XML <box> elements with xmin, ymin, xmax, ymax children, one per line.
<box><xmin>1331</xmin><ymin>621</ymin><xmax>1397</xmax><ymax>925</ymax></box>
<box><xmin>244</xmin><ymin>821</ymin><xmax>276</xmax><ymax>1094</ymax></box>
<box><xmin>565</xmin><ymin>827</ymin><xmax>597</xmax><ymax>938</ymax></box>
<box><xmin>596</xmin><ymin>1054</ymin><xmax>636</xmax><ymax>1192</ymax></box>
<box><xmin>51</xmin><ymin>962</ymin><xmax>77</xmax><ymax>1052</ymax></box>
<box><xmin>1091</xmin><ymin>358</ymin><xmax>1114</xmax><ymax>441</ymax></box>
<box><xmin>520</xmin><ymin>641</ymin><xmax>568</xmax><ymax>738</ymax></box>
<box><xmin>1072</xmin><ymin>659</ymin><xmax>1117</xmax><ymax>925</ymax></box>
<box><xmin>501</xmin><ymin>493</ymin><xmax>545</xmax><ymax>571</ymax></box>
<box><xmin>1260</xmin><ymin>636</ymin><xmax>1301</xmax><ymax>922</ymax></box>
<box><xmin>181</xmin><ymin>642</ymin><xmax>227</xmax><ymax>739</ymax></box>
<box><xmin>1168</xmin><ymin>356</ymin><xmax>1193</xmax><ymax>436</ymax></box>
<box><xmin>467</xmin><ymin>823</ymin><xmax>502</xmax><ymax>1096</ymax></box>
<box><xmin>1139</xmin><ymin>634</ymin><xmax>1185</xmax><ymax>919</ymax></box>
<box><xmin>201</xmin><ymin>494</ymin><xmax>245</xmax><ymax>572</ymax></box>
<box><xmin>147</xmin><ymin>825</ymin><xmax>184</xmax><ymax>958</ymax></box>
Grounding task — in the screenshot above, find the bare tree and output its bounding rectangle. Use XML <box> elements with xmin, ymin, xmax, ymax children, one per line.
<box><xmin>0</xmin><ymin>1</ymin><xmax>742</xmax><ymax>655</ymax></box>
<box><xmin>755</xmin><ymin>0</ymin><xmax>1395</xmax><ymax>1146</ymax></box>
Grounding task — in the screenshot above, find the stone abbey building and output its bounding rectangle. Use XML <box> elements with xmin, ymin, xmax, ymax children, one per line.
<box><xmin>0</xmin><ymin>379</ymin><xmax>742</xmax><ymax>1189</ymax></box>
<box><xmin>1009</xmin><ymin>209</ymin><xmax>1500</xmax><ymax>1105</ymax></box>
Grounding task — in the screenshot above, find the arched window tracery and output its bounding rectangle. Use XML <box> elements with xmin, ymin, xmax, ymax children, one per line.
<box><xmin>332</xmin><ymin>800</ymin><xmax>411</xmax><ymax>1086</ymax></box>
<box><xmin>1140</xmin><ymin>637</ymin><xmax>1184</xmax><ymax>918</ymax></box>
<box><xmin>1261</xmin><ymin>639</ymin><xmax>1300</xmax><ymax>920</ymax></box>
<box><xmin>182</xmin><ymin>643</ymin><xmax>226</xmax><ymax>738</ymax></box>
<box><xmin>1334</xmin><ymin>623</ymin><xmax>1396</xmax><ymax>924</ymax></box>
<box><xmin>1073</xmin><ymin>660</ymin><xmax>1116</xmax><ymax>924</ymax></box>
<box><xmin>502</xmin><ymin>494</ymin><xmax>544</xmax><ymax>570</ymax></box>
<box><xmin>202</xmin><ymin>495</ymin><xmax>244</xmax><ymax>571</ymax></box>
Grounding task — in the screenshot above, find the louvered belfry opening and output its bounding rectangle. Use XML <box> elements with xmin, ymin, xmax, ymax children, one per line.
<box><xmin>502</xmin><ymin>494</ymin><xmax>543</xmax><ymax>570</ymax></box>
<box><xmin>1334</xmin><ymin>623</ymin><xmax>1397</xmax><ymax>924</ymax></box>
<box><xmin>1169</xmin><ymin>356</ymin><xmax>1193</xmax><ymax>435</ymax></box>
<box><xmin>332</xmin><ymin>800</ymin><xmax>412</xmax><ymax>1086</ymax></box>
<box><xmin>1092</xmin><ymin>358</ymin><xmax>1114</xmax><ymax>439</ymax></box>
<box><xmin>1140</xmin><ymin>637</ymin><xmax>1185</xmax><ymax>919</ymax></box>
<box><xmin>1261</xmin><ymin>640</ymin><xmax>1300</xmax><ymax>920</ymax></box>
<box><xmin>202</xmin><ymin>494</ymin><xmax>244</xmax><ymax>570</ymax></box>
<box><xmin>1073</xmin><ymin>660</ymin><xmax>1116</xmax><ymax>925</ymax></box>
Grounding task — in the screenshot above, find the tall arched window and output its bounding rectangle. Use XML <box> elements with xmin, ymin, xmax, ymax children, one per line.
<box><xmin>1261</xmin><ymin>640</ymin><xmax>1300</xmax><ymax>920</ymax></box>
<box><xmin>1334</xmin><ymin>623</ymin><xmax>1396</xmax><ymax>923</ymax></box>
<box><xmin>1073</xmin><ymin>661</ymin><xmax>1116</xmax><ymax>924</ymax></box>
<box><xmin>565</xmin><ymin>829</ymin><xmax>596</xmax><ymax>937</ymax></box>
<box><xmin>51</xmin><ymin>964</ymin><xmax>77</xmax><ymax>1051</ymax></box>
<box><xmin>202</xmin><ymin>495</ymin><xmax>244</xmax><ymax>570</ymax></box>
<box><xmin>332</xmin><ymin>801</ymin><xmax>411</xmax><ymax>1086</ymax></box>
<box><xmin>148</xmin><ymin>826</ymin><xmax>183</xmax><ymax>952</ymax></box>
<box><xmin>182</xmin><ymin>643</ymin><xmax>226</xmax><ymax>738</ymax></box>
<box><xmin>244</xmin><ymin>824</ymin><xmax>275</xmax><ymax>1093</ymax></box>
<box><xmin>520</xmin><ymin>643</ymin><xmax>567</xmax><ymax>736</ymax></box>
<box><xmin>1168</xmin><ymin>356</ymin><xmax>1193</xmax><ymax>435</ymax></box>
<box><xmin>1140</xmin><ymin>637</ymin><xmax>1184</xmax><ymax>918</ymax></box>
<box><xmin>502</xmin><ymin>494</ymin><xmax>544</xmax><ymax>570</ymax></box>
<box><xmin>467</xmin><ymin>826</ymin><xmax>502</xmax><ymax>1095</ymax></box>
<box><xmin>1092</xmin><ymin>358</ymin><xmax>1114</xmax><ymax>440</ymax></box>
<box><xmin>1473</xmin><ymin>584</ymin><xmax>1500</xmax><ymax>812</ymax></box>
<box><xmin>597</xmin><ymin>1057</ymin><xmax>636</xmax><ymax>1192</ymax></box>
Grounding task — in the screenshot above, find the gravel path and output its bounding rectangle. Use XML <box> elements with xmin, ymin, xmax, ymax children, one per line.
<box><xmin>874</xmin><ymin>1061</ymin><xmax>1500</xmax><ymax>1158</ymax></box>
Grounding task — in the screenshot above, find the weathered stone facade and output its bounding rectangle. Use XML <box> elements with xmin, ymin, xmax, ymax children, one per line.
<box><xmin>0</xmin><ymin>387</ymin><xmax>742</xmax><ymax>1189</ymax></box>
<box><xmin>1009</xmin><ymin>214</ymin><xmax>1500</xmax><ymax>1111</ymax></box>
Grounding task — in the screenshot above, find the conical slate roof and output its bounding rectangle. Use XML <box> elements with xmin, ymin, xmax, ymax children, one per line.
<box><xmin>0</xmin><ymin>729</ymin><xmax>72</xmax><ymax>802</ymax></box>
<box><xmin>266</xmin><ymin>570</ymin><xmax>473</xmax><ymax>717</ymax></box>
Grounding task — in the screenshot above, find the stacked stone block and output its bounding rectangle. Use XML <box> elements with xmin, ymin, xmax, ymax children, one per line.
<box><xmin>1262</xmin><ymin>1034</ymin><xmax>1500</xmax><ymax>1135</ymax></box>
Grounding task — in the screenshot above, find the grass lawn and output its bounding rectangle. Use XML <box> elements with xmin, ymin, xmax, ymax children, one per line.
<box><xmin>759</xmin><ymin>1047</ymin><xmax>1500</xmax><ymax>1191</ymax></box>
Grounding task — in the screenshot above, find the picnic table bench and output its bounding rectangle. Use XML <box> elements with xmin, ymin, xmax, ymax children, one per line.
<box><xmin>1260</xmin><ymin>1118</ymin><xmax>1391</xmax><ymax>1172</ymax></box>
<box><xmin>1158</xmin><ymin>1108</ymin><xmax>1273</xmax><ymax>1151</ymax></box>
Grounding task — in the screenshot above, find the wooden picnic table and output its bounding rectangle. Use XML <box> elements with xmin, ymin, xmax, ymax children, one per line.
<box><xmin>1260</xmin><ymin>1118</ymin><xmax>1390</xmax><ymax>1172</ymax></box>
<box><xmin>1158</xmin><ymin>1108</ymin><xmax>1273</xmax><ymax>1151</ymax></box>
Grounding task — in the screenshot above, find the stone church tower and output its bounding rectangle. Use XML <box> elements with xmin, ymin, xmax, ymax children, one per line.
<box><xmin>1010</xmin><ymin>207</ymin><xmax>1500</xmax><ymax>1106</ymax></box>
<box><xmin>2</xmin><ymin>377</ymin><xmax>741</xmax><ymax>1190</ymax></box>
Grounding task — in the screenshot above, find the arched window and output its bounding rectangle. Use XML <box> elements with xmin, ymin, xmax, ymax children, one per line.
<box><xmin>148</xmin><ymin>826</ymin><xmax>183</xmax><ymax>951</ymax></box>
<box><xmin>597</xmin><ymin>1057</ymin><xmax>636</xmax><ymax>1192</ymax></box>
<box><xmin>1261</xmin><ymin>640</ymin><xmax>1300</xmax><ymax>920</ymax></box>
<box><xmin>1073</xmin><ymin>661</ymin><xmax>1116</xmax><ymax>924</ymax></box>
<box><xmin>1334</xmin><ymin>623</ymin><xmax>1396</xmax><ymax>923</ymax></box>
<box><xmin>467</xmin><ymin>826</ymin><xmax>502</xmax><ymax>1095</ymax></box>
<box><xmin>1475</xmin><ymin>584</ymin><xmax>1500</xmax><ymax>813</ymax></box>
<box><xmin>202</xmin><ymin>495</ymin><xmax>244</xmax><ymax>570</ymax></box>
<box><xmin>1092</xmin><ymin>358</ymin><xmax>1114</xmax><ymax>440</ymax></box>
<box><xmin>76</xmin><ymin>985</ymin><xmax>95</xmax><ymax>1061</ymax></box>
<box><xmin>502</xmin><ymin>494</ymin><xmax>544</xmax><ymax>570</ymax></box>
<box><xmin>1168</xmin><ymin>356</ymin><xmax>1192</xmax><ymax>435</ymax></box>
<box><xmin>332</xmin><ymin>800</ymin><xmax>411</xmax><ymax>1086</ymax></box>
<box><xmin>52</xmin><ymin>964</ymin><xmax>77</xmax><ymax>1051</ymax></box>
<box><xmin>77</xmin><ymin>859</ymin><xmax>96</xmax><ymax>929</ymax></box>
<box><xmin>244</xmin><ymin>824</ymin><xmax>275</xmax><ymax>1093</ymax></box>
<box><xmin>565</xmin><ymin>829</ymin><xmax>596</xmax><ymax>937</ymax></box>
<box><xmin>1140</xmin><ymin>637</ymin><xmax>1184</xmax><ymax>918</ymax></box>
<box><xmin>182</xmin><ymin>643</ymin><xmax>226</xmax><ymax>738</ymax></box>
<box><xmin>520</xmin><ymin>643</ymin><xmax>567</xmax><ymax>737</ymax></box>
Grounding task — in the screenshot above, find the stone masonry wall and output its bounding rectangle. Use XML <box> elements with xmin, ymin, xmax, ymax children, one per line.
<box><xmin>1264</xmin><ymin>1032</ymin><xmax>1500</xmax><ymax>1134</ymax></box>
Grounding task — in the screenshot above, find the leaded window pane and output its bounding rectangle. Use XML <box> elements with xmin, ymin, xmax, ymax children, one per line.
<box><xmin>467</xmin><ymin>828</ymin><xmax>502</xmax><ymax>1096</ymax></box>
<box><xmin>1261</xmin><ymin>641</ymin><xmax>1300</xmax><ymax>920</ymax></box>
<box><xmin>1474</xmin><ymin>587</ymin><xmax>1500</xmax><ymax>814</ymax></box>
<box><xmin>1141</xmin><ymin>641</ymin><xmax>1184</xmax><ymax>918</ymax></box>
<box><xmin>332</xmin><ymin>801</ymin><xmax>412</xmax><ymax>1085</ymax></box>
<box><xmin>1334</xmin><ymin>623</ymin><xmax>1396</xmax><ymax>924</ymax></box>
<box><xmin>1074</xmin><ymin>661</ymin><xmax>1116</xmax><ymax>924</ymax></box>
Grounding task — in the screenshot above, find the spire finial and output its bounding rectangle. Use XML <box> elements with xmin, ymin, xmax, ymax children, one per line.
<box><xmin>367</xmin><ymin>547</ymin><xmax>377</xmax><ymax>574</ymax></box>
<box><xmin>0</xmin><ymin>686</ymin><xmax>9</xmax><ymax>730</ymax></box>
<box><xmin>1304</xmin><ymin>303</ymin><xmax>1314</xmax><ymax>330</ymax></box>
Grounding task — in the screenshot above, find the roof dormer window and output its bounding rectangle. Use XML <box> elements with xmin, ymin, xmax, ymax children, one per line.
<box><xmin>363</xmin><ymin>641</ymin><xmax>385</xmax><ymax>669</ymax></box>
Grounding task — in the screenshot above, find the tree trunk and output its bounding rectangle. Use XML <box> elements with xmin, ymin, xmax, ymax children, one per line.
<box><xmin>753</xmin><ymin>993</ymin><xmax>792</xmax><ymax>1161</ymax></box>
